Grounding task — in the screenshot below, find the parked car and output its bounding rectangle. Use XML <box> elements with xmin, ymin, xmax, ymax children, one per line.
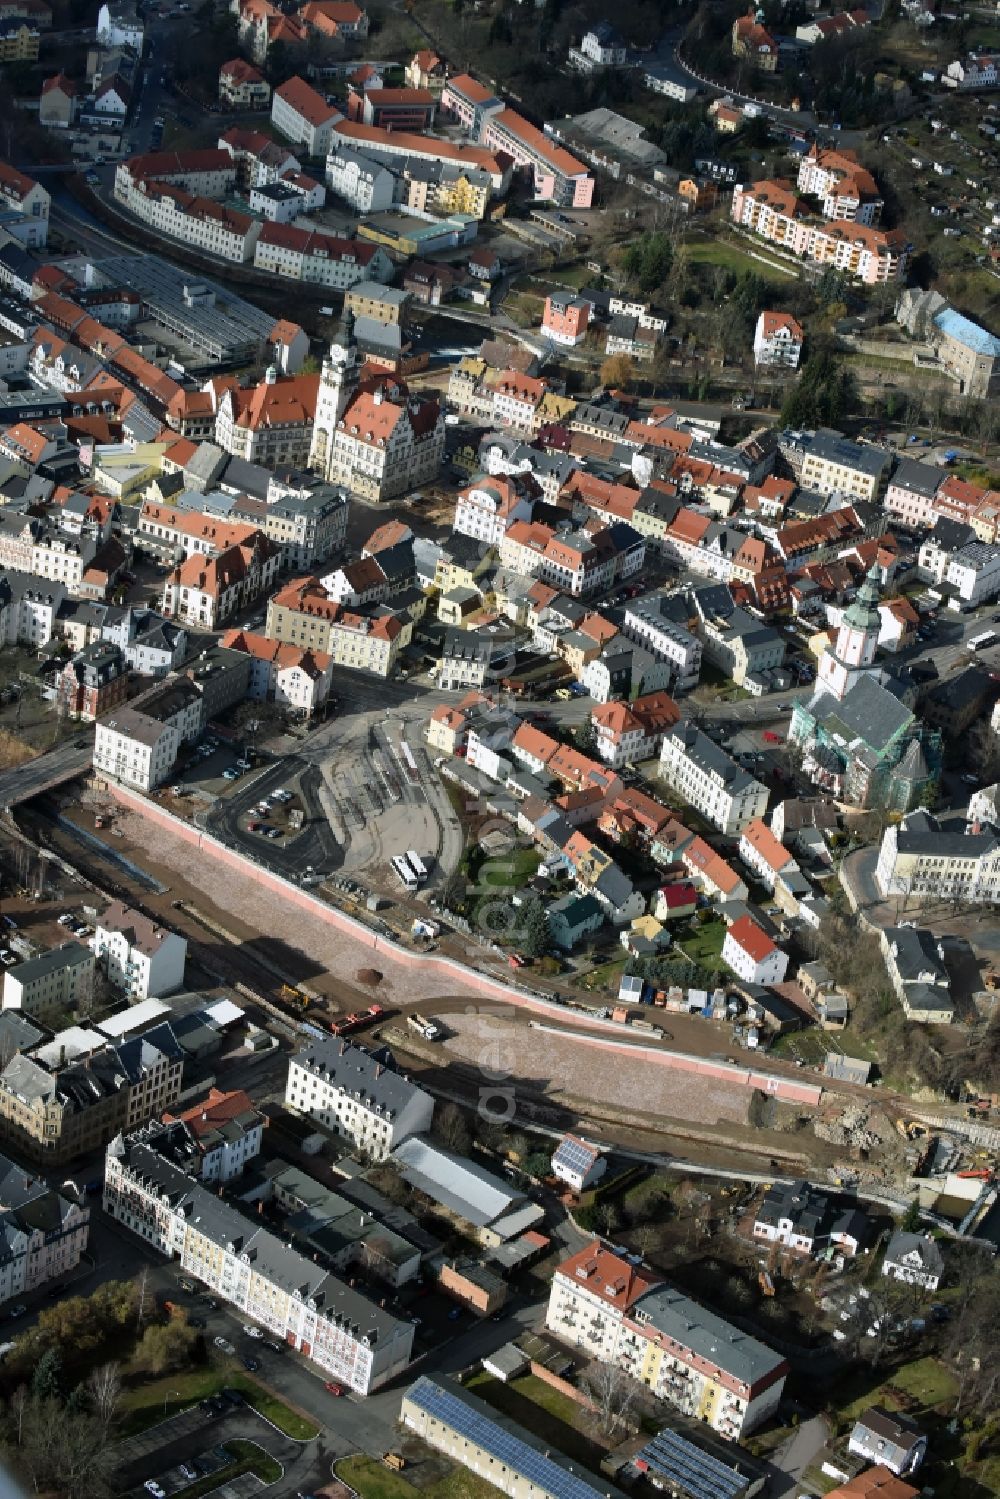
<box><xmin>242</xmin><ymin>1356</ymin><xmax>260</xmax><ymax>1372</ymax></box>
<box><xmin>242</xmin><ymin>1324</ymin><xmax>263</xmax><ymax>1339</ymax></box>
<box><xmin>222</xmin><ymin>768</ymin><xmax>240</xmax><ymax>781</ymax></box>
<box><xmin>8</xmin><ymin>1305</ymin><xmax>26</xmax><ymax>1319</ymax></box>
<box><xmin>264</xmin><ymin>1339</ymin><xmax>284</xmax><ymax>1354</ymax></box>
<box><xmin>144</xmin><ymin>1484</ymin><xmax>165</xmax><ymax>1498</ymax></box>
<box><xmin>324</xmin><ymin>1382</ymin><xmax>343</xmax><ymax>1396</ymax></box>
<box><xmin>221</xmin><ymin>1388</ymin><xmax>245</xmax><ymax>1407</ymax></box>
<box><xmin>213</xmin><ymin>1336</ymin><xmax>235</xmax><ymax>1354</ymax></box>
<box><xmin>179</xmin><ymin>1465</ymin><xmax>198</xmax><ymax>1482</ymax></box>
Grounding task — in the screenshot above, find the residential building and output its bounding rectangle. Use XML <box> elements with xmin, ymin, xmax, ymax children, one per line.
<box><xmin>162</xmin><ymin>535</ymin><xmax>281</xmax><ymax>629</ymax></box>
<box><xmin>732</xmin><ymin>10</ymin><xmax>778</xmax><ymax>69</ymax></box>
<box><xmin>39</xmin><ymin>72</ymin><xmax>77</xmax><ymax>127</ymax></box>
<box><xmin>441</xmin><ymin>73</ymin><xmax>594</xmax><ymax>206</ymax></box>
<box><xmin>271</xmin><ymin>76</ymin><xmax>340</xmax><ymax>156</ymax></box>
<box><xmin>547</xmin><ymin>892</ymin><xmax>604</xmax><ymax>952</ymax></box>
<box><xmin>406</xmin><ymin>49</ymin><xmax>445</xmax><ymax>90</ymax></box>
<box><xmin>347</xmin><ymin>85</ymin><xmax>435</xmax><ymax>130</ymax></box>
<box><xmin>2</xmin><ymin>942</ymin><xmax>94</xmax><ymax>1023</ymax></box>
<box><xmin>753</xmin><ymin>311</ymin><xmax>804</xmax><ymax>367</ymax></box>
<box><xmin>659</xmin><ymin>722</ymin><xmax>768</xmax><ymax>834</ymax></box>
<box><xmin>219</xmin><ymin>628</ymin><xmax>333</xmax><ymax>716</ymax></box>
<box><xmin>849</xmin><ymin>1409</ymin><xmax>927</xmax><ymax>1478</ymax></box>
<box><xmin>722</xmin><ymin>914</ymin><xmax>788</xmax><ymax>986</ymax></box>
<box><xmin>101</xmin><ymin>605</ymin><xmax>187</xmax><ymax>676</ymax></box>
<box><xmin>57</xmin><ymin>640</ymin><xmax>129</xmax><ymax>721</ymax></box>
<box><xmin>115</xmin><ymin>149</ymin><xmax>236</xmax><ymax>202</ymax></box>
<box><xmin>800</xmin><ymin>430</ymin><xmax>891</xmax><ymax>502</ymax></box>
<box><xmin>402</xmin><ymin>1376</ymin><xmax>627</xmax><ymax>1499</ymax></box>
<box><xmin>541</xmin><ymin>292</ymin><xmax>591</xmax><ymax>347</ymax></box>
<box><xmin>825</xmin><ymin>1472</ymin><xmax>919</xmax><ymax>1499</ymax></box>
<box><xmin>591</xmin><ymin>691</ymin><xmax>680</xmax><ymax>769</ymax></box>
<box><xmin>0</xmin><ymin>1158</ymin><xmax>89</xmax><ymax>1302</ymax></box>
<box><xmin>738</xmin><ymin>818</ymin><xmax>798</xmax><ymax>889</ymax></box>
<box><xmin>309</xmin><ymin>312</ymin><xmax>445</xmax><ymax>503</ymax></box>
<box><xmin>753</xmin><ymin>1180</ymin><xmax>868</xmax><ymax>1257</ymax></box>
<box><xmin>731</xmin><ymin>180</ymin><xmax>909</xmax><ymax>284</ymax></box>
<box><xmin>0</xmin><ymin>1027</ymin><xmax>182</xmax><ymax>1164</ymax></box>
<box><xmin>875</xmin><ymin>810</ymin><xmax>1000</xmax><ymax>904</ymax></box>
<box><xmin>254</xmin><ymin>222</ymin><xmax>390</xmax><ymax>290</ymax></box>
<box><xmin>238</xmin><ymin>476</ymin><xmax>348</xmax><ymax>569</ymax></box>
<box><xmin>619</xmin><ymin>596</ymin><xmax>702</xmax><ymax>691</ymax></box>
<box><xmin>0</xmin><ymin>162</ymin><xmax>48</xmax><ymax>248</ymax></box>
<box><xmin>550</xmin><ymin>1134</ymin><xmax>606</xmax><ymax>1192</ymax></box>
<box><xmin>880</xmin><ymin>926</ymin><xmax>954</xmax><ymax>1024</ymax></box>
<box><xmin>546</xmin><ymin>1241</ymin><xmax>787</xmax><ymax>1439</ymax></box>
<box><xmin>104</xmin><ymin>1135</ymin><xmax>413</xmax><ymax>1393</ymax></box>
<box><xmin>162</xmin><ymin>1087</ymin><xmax>266</xmax><ymax>1183</ymax></box>
<box><xmin>882</xmin><ymin>1231</ymin><xmax>944</xmax><ymax>1293</ymax></box>
<box><xmin>266</xmin><ymin>576</ymin><xmax>403</xmax><ymax>676</ymax></box>
<box><xmin>94</xmin><ymin>704</ymin><xmax>182</xmax><ymax>792</ymax></box>
<box><xmin>326</xmin><ymin>147</ymin><xmax>397</xmax><ymax>212</ymax></box>
<box><xmin>93</xmin><ymin>901</ymin><xmax>187</xmax><ymax>1000</ymax></box>
<box><xmin>285</xmin><ymin>1036</ymin><xmax>434</xmax><ymax>1160</ymax></box>
<box><xmin>797</xmin><ymin>144</ymin><xmax>883</xmax><ymax>224</ymax></box>
<box><xmin>570</xmin><ymin>21</ymin><xmax>627</xmax><ymax>70</ymax></box>
<box><xmin>219</xmin><ymin>57</ymin><xmax>270</xmax><ymax>109</ymax></box>
<box><xmin>0</xmin><ymin>20</ymin><xmax>38</xmax><ymax>57</ymax></box>
<box><xmin>944</xmin><ymin>51</ymin><xmax>1000</xmax><ymax>89</ymax></box>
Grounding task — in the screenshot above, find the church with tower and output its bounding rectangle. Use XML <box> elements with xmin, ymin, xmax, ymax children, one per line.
<box><xmin>308</xmin><ymin>310</ymin><xmax>445</xmax><ymax>503</ymax></box>
<box><xmin>789</xmin><ymin>564</ymin><xmax>941</xmax><ymax>812</ymax></box>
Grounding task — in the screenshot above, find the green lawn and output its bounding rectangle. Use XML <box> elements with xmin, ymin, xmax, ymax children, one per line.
<box><xmin>579</xmin><ymin>954</ymin><xmax>628</xmax><ymax>993</ymax></box>
<box><xmin>465</xmin><ymin>1372</ymin><xmax>604</xmax><ymax>1468</ymax></box>
<box><xmin>477</xmin><ymin>847</ymin><xmax>541</xmax><ymax>889</ymax></box>
<box><xmin>119</xmin><ymin>1365</ymin><xmax>319</xmax><ymax>1440</ymax></box>
<box><xmin>676</xmin><ymin>917</ymin><xmax>727</xmax><ymax>971</ymax></box>
<box><xmin>835</xmin><ymin>1356</ymin><xmax>959</xmax><ymax>1427</ymax></box>
<box><xmin>686</xmin><ymin>238</ymin><xmax>795</xmax><ymax>279</ymax></box>
<box><xmin>337</xmin><ymin>1454</ymin><xmax>502</xmax><ymax>1499</ymax></box>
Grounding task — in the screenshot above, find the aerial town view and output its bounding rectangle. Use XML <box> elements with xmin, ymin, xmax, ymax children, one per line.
<box><xmin>3</xmin><ymin>0</ymin><xmax>1000</xmax><ymax>1493</ymax></box>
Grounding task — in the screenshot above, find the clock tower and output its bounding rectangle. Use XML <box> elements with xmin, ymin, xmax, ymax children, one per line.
<box><xmin>817</xmin><ymin>562</ymin><xmax>882</xmax><ymax>702</ymax></box>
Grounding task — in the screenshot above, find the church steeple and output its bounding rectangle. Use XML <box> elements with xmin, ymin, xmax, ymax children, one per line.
<box><xmin>818</xmin><ymin>561</ymin><xmax>882</xmax><ymax>702</ymax></box>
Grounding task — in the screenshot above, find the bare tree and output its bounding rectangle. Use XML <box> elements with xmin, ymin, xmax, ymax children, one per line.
<box><xmin>581</xmin><ymin>1361</ymin><xmax>639</xmax><ymax>1440</ymax></box>
<box><xmin>86</xmin><ymin>1363</ymin><xmax>122</xmax><ymax>1433</ymax></box>
<box><xmin>10</xmin><ymin>1385</ymin><xmax>27</xmax><ymax>1445</ymax></box>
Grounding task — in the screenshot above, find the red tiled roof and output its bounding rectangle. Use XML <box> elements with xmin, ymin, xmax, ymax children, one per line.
<box><xmin>275</xmin><ymin>75</ymin><xmax>338</xmax><ymax>127</ymax></box>
<box><xmin>726</xmin><ymin>913</ymin><xmax>776</xmax><ymax>962</ymax></box>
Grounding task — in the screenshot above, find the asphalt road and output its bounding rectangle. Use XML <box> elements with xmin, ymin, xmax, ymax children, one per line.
<box><xmin>0</xmin><ymin>733</ymin><xmax>94</xmax><ymax>811</ymax></box>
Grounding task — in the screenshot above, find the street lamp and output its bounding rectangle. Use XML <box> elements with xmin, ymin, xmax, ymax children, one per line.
<box><xmin>164</xmin><ymin>1389</ymin><xmax>180</xmax><ymax>1414</ymax></box>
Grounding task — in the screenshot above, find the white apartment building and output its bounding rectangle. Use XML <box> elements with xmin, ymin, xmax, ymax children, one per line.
<box><xmin>0</xmin><ymin>161</ymin><xmax>50</xmax><ymax>248</ymax></box>
<box><xmin>0</xmin><ymin>1157</ymin><xmax>89</xmax><ymax>1302</ymax></box>
<box><xmin>453</xmin><ymin>475</ymin><xmax>536</xmax><ymax>547</ymax></box>
<box><xmin>2</xmin><ymin>942</ymin><xmax>95</xmax><ymax>1022</ymax></box>
<box><xmin>944</xmin><ymin>52</ymin><xmax>1000</xmax><ymax>89</ymax></box>
<box><xmin>738</xmin><ymin>817</ymin><xmax>798</xmax><ymax>889</ymax></box>
<box><xmin>163</xmin><ymin>1088</ymin><xmax>267</xmax><ymax>1183</ymax></box>
<box><xmin>546</xmin><ymin>1242</ymin><xmax>787</xmax><ymax>1441</ymax></box>
<box><xmin>92</xmin><ymin>901</ymin><xmax>187</xmax><ymax>1000</ymax></box>
<box><xmin>326</xmin><ymin>147</ymin><xmax>397</xmax><ymax>212</ymax></box>
<box><xmin>284</xmin><ymin>1037</ymin><xmax>434</xmax><ymax>1161</ymax></box>
<box><xmin>795</xmin><ymin>145</ymin><xmax>883</xmax><ymax>224</ymax></box>
<box><xmin>104</xmin><ymin>1136</ymin><xmax>414</xmax><ymax>1394</ymax></box>
<box><xmin>875</xmin><ymin>811</ymin><xmax>1000</xmax><ymax>903</ymax></box>
<box><xmin>720</xmin><ymin>914</ymin><xmax>789</xmax><ymax>986</ymax></box>
<box><xmin>117</xmin><ymin>178</ymin><xmax>262</xmax><ymax>262</ymax></box>
<box><xmin>753</xmin><ymin>311</ymin><xmax>804</xmax><ymax>368</ymax></box>
<box><xmin>271</xmin><ymin>75</ymin><xmax>340</xmax><ymax>155</ymax></box>
<box><xmin>619</xmin><ymin>599</ymin><xmax>702</xmax><ymax>691</ymax></box>
<box><xmin>0</xmin><ymin>573</ymin><xmax>64</xmax><ymax>650</ymax></box>
<box><xmin>658</xmin><ymin>722</ymin><xmax>768</xmax><ymax>834</ymax></box>
<box><xmin>253</xmin><ymin>223</ymin><xmax>392</xmax><ymax>289</ymax></box>
<box><xmin>944</xmin><ymin>542</ymin><xmax>1000</xmax><ymax>606</ymax></box>
<box><xmin>94</xmin><ymin>707</ymin><xmax>180</xmax><ymax>792</ymax></box>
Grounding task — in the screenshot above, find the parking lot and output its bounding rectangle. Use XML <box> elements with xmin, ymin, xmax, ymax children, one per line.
<box><xmin>117</xmin><ymin>1398</ymin><xmax>300</xmax><ymax>1499</ymax></box>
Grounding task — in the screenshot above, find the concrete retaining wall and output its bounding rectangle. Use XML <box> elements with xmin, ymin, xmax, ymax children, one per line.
<box><xmin>106</xmin><ymin>785</ymin><xmax>824</xmax><ymax>1108</ymax></box>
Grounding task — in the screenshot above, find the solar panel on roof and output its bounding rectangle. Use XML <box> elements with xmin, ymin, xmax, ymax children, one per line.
<box><xmin>636</xmin><ymin>1429</ymin><xmax>749</xmax><ymax>1499</ymax></box>
<box><xmin>553</xmin><ymin>1138</ymin><xmax>596</xmax><ymax>1175</ymax></box>
<box><xmin>407</xmin><ymin>1378</ymin><xmax>613</xmax><ymax>1499</ymax></box>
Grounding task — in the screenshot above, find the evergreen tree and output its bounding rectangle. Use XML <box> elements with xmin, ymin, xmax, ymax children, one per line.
<box><xmin>521</xmin><ymin>898</ymin><xmax>551</xmax><ymax>958</ymax></box>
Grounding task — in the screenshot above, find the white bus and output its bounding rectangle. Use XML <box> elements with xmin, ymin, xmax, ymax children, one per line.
<box><xmin>405</xmin><ymin>850</ymin><xmax>428</xmax><ymax>884</ymax></box>
<box><xmin>968</xmin><ymin>631</ymin><xmax>998</xmax><ymax>652</ymax></box>
<box><xmin>392</xmin><ymin>855</ymin><xmax>418</xmax><ymax>891</ymax></box>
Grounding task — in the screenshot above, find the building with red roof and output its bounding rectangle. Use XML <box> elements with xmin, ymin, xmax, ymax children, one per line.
<box><xmin>219</xmin><ymin>57</ymin><xmax>270</xmax><ymax>109</ymax></box>
<box><xmin>219</xmin><ymin>628</ymin><xmax>333</xmax><ymax>716</ymax></box>
<box><xmin>163</xmin><ymin>1087</ymin><xmax>267</xmax><ymax>1182</ymax></box>
<box><xmin>753</xmin><ymin>310</ymin><xmax>804</xmax><ymax>368</ymax></box>
<box><xmin>722</xmin><ymin>913</ymin><xmax>788</xmax><ymax>986</ymax></box>
<box><xmin>272</xmin><ymin>75</ymin><xmax>340</xmax><ymax>155</ymax></box>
